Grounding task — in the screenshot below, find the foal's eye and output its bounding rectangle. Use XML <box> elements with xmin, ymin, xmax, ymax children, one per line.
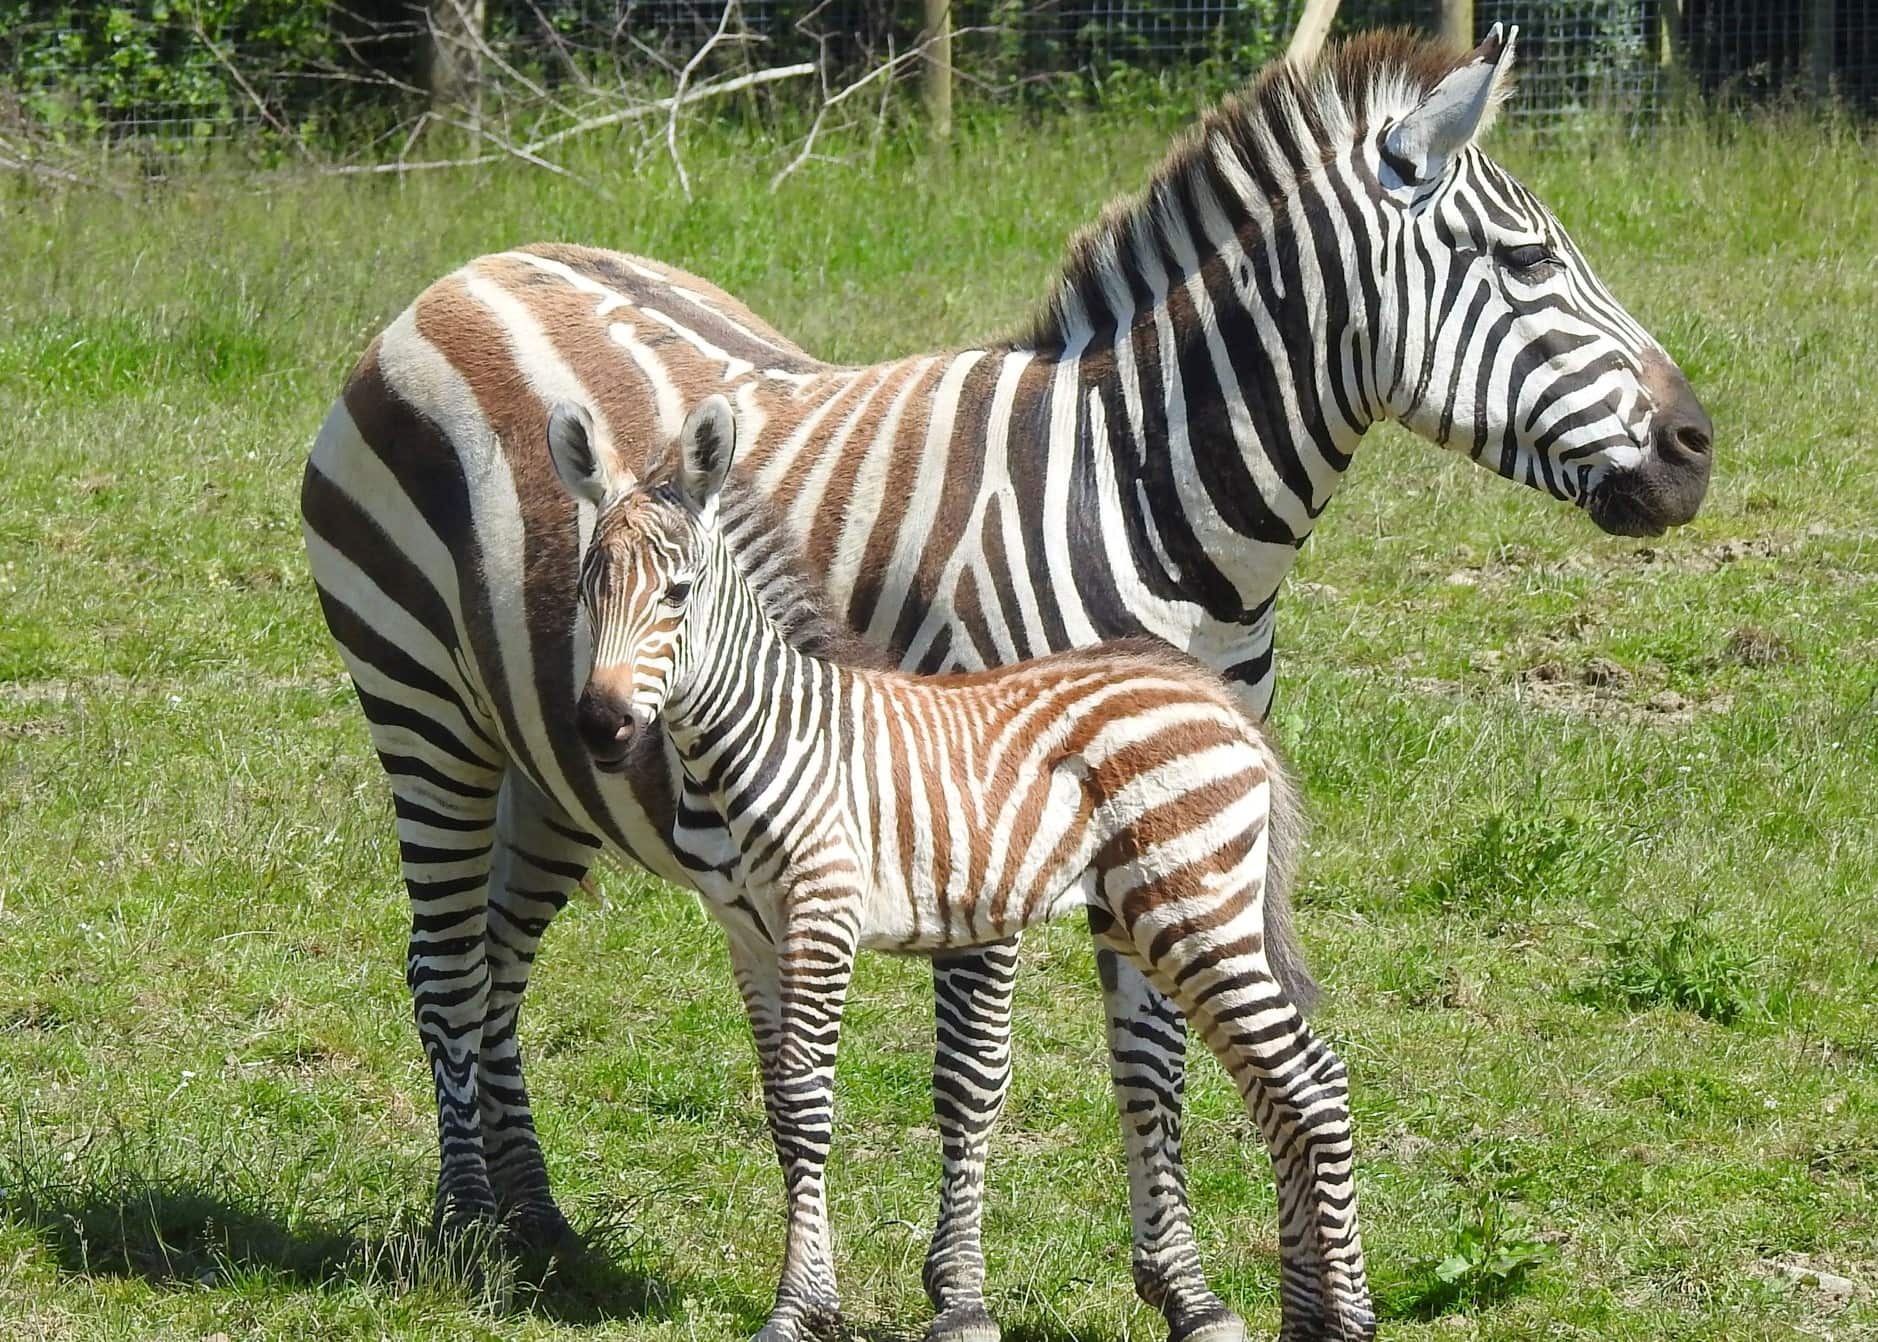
<box><xmin>1497</xmin><ymin>242</ymin><xmax>1558</xmax><ymax>276</ymax></box>
<box><xmin>664</xmin><ymin>580</ymin><xmax>693</xmax><ymax>606</ymax></box>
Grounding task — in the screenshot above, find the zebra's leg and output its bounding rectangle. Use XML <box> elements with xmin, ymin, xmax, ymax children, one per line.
<box><xmin>752</xmin><ymin>903</ymin><xmax>860</xmax><ymax>1342</ymax></box>
<box><xmin>922</xmin><ymin>941</ymin><xmax>1019</xmax><ymax>1342</ymax></box>
<box><xmin>388</xmin><ymin>759</ymin><xmax>506</xmax><ymax>1235</ymax></box>
<box><xmin>1095</xmin><ymin>908</ymin><xmax>1373</xmax><ymax>1342</ymax></box>
<box><xmin>480</xmin><ymin>772</ymin><xmax>600</xmax><ymax>1251</ymax></box>
<box><xmin>1094</xmin><ymin>947</ymin><xmax>1246</xmax><ymax>1342</ymax></box>
<box><xmin>720</xmin><ymin>915</ymin><xmax>785</xmax><ymax>1130</ymax></box>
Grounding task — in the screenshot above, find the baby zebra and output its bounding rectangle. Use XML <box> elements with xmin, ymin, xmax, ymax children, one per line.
<box><xmin>548</xmin><ymin>394</ymin><xmax>1374</xmax><ymax>1342</ymax></box>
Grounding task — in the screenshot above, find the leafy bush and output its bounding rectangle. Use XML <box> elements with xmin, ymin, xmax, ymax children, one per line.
<box><xmin>1391</xmin><ymin>1192</ymin><xmax>1559</xmax><ymax>1319</ymax></box>
<box><xmin>1407</xmin><ymin>806</ymin><xmax>1609</xmax><ymax>918</ymax></box>
<box><xmin>1579</xmin><ymin>913</ymin><xmax>1762</xmax><ymax>1025</ymax></box>
<box><xmin>1</xmin><ymin>2</ymin><xmax>348</xmax><ymax>137</ymax></box>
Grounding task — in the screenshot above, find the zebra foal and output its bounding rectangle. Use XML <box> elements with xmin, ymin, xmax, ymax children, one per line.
<box><xmin>548</xmin><ymin>393</ymin><xmax>1373</xmax><ymax>1342</ymax></box>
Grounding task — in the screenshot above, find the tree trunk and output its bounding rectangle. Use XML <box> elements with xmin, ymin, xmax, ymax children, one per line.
<box><xmin>423</xmin><ymin>0</ymin><xmax>485</xmax><ymax>122</ymax></box>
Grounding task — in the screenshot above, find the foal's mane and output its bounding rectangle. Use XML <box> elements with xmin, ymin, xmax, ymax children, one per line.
<box><xmin>1019</xmin><ymin>29</ymin><xmax>1466</xmax><ymax>351</ymax></box>
<box><xmin>655</xmin><ymin>473</ymin><xmax>893</xmax><ymax>671</ymax></box>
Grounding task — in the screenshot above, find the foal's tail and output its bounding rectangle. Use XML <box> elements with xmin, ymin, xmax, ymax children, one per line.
<box><xmin>1260</xmin><ymin>739</ymin><xmax>1320</xmax><ymax>1013</ymax></box>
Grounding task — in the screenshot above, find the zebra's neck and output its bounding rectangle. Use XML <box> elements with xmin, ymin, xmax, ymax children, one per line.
<box><xmin>861</xmin><ymin>137</ymin><xmax>1377</xmax><ymax>709</ymax></box>
<box><xmin>1029</xmin><ymin>118</ymin><xmax>1379</xmax><ymax>601</ymax></box>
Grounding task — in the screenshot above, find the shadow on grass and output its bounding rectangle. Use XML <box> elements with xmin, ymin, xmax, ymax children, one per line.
<box><xmin>0</xmin><ymin>1150</ymin><xmax>682</xmax><ymax>1324</ymax></box>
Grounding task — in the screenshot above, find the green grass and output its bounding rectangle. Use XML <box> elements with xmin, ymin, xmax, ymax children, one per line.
<box><xmin>2</xmin><ymin>104</ymin><xmax>1875</xmax><ymax>1340</ymax></box>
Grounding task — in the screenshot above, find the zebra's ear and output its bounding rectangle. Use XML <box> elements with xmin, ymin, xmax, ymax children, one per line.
<box><xmin>1382</xmin><ymin>23</ymin><xmax>1518</xmax><ymax>186</ymax></box>
<box><xmin>547</xmin><ymin>401</ymin><xmax>613</xmax><ymax>507</ymax></box>
<box><xmin>676</xmin><ymin>394</ymin><xmax>737</xmax><ymax>525</ymax></box>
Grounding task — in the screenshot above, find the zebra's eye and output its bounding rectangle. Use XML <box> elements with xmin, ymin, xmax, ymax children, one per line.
<box><xmin>664</xmin><ymin>579</ymin><xmax>692</xmax><ymax>606</ymax></box>
<box><xmin>1497</xmin><ymin>242</ymin><xmax>1558</xmax><ymax>276</ymax></box>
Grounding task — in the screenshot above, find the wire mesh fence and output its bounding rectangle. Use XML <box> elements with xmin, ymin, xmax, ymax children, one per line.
<box><xmin>3</xmin><ymin>0</ymin><xmax>1875</xmax><ymax>160</ymax></box>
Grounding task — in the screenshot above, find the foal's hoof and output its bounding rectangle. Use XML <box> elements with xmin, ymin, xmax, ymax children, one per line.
<box><xmin>1276</xmin><ymin>1308</ymin><xmax>1376</xmax><ymax>1342</ymax></box>
<box><xmin>751</xmin><ymin>1320</ymin><xmax>826</xmax><ymax>1342</ymax></box>
<box><xmin>753</xmin><ymin>1303</ymin><xmax>842</xmax><ymax>1342</ymax></box>
<box><xmin>1169</xmin><ymin>1305</ymin><xmax>1249</xmax><ymax>1342</ymax></box>
<box><xmin>926</xmin><ymin>1302</ymin><xmax>1001</xmax><ymax>1342</ymax></box>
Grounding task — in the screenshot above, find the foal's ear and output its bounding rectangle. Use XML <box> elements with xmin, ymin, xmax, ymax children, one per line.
<box><xmin>1382</xmin><ymin>23</ymin><xmax>1518</xmax><ymax>187</ymax></box>
<box><xmin>547</xmin><ymin>401</ymin><xmax>616</xmax><ymax>506</ymax></box>
<box><xmin>676</xmin><ymin>394</ymin><xmax>737</xmax><ymax>524</ymax></box>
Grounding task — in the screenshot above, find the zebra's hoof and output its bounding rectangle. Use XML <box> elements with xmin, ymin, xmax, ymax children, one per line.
<box><xmin>433</xmin><ymin>1194</ymin><xmax>502</xmax><ymax>1244</ymax></box>
<box><xmin>753</xmin><ymin>1302</ymin><xmax>841</xmax><ymax>1342</ymax></box>
<box><xmin>502</xmin><ymin>1201</ymin><xmax>579</xmax><ymax>1256</ymax></box>
<box><xmin>1168</xmin><ymin>1304</ymin><xmax>1248</xmax><ymax>1342</ymax></box>
<box><xmin>926</xmin><ymin>1302</ymin><xmax>1001</xmax><ymax>1342</ymax></box>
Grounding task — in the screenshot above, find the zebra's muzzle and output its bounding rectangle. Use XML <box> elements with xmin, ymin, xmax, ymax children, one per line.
<box><xmin>575</xmin><ymin>689</ymin><xmax>639</xmax><ymax>766</ymax></box>
<box><xmin>1588</xmin><ymin>352</ymin><xmax>1713</xmax><ymax>537</ymax></box>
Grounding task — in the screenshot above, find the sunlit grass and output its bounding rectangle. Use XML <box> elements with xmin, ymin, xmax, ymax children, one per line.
<box><xmin>1</xmin><ymin>102</ymin><xmax>1874</xmax><ymax>1340</ymax></box>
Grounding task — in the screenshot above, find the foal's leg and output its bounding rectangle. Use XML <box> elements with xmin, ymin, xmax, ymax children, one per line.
<box><xmin>480</xmin><ymin>773</ymin><xmax>600</xmax><ymax>1249</ymax></box>
<box><xmin>1096</xmin><ymin>947</ymin><xmax>1247</xmax><ymax>1342</ymax></box>
<box><xmin>1095</xmin><ymin>895</ymin><xmax>1373</xmax><ymax>1342</ymax></box>
<box><xmin>752</xmin><ymin>893</ymin><xmax>861</xmax><ymax>1342</ymax></box>
<box><xmin>923</xmin><ymin>940</ymin><xmax>1019</xmax><ymax>1342</ymax></box>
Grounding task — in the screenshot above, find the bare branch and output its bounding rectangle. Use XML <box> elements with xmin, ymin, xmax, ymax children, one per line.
<box><xmin>1286</xmin><ymin>0</ymin><xmax>1343</xmax><ymax>69</ymax></box>
<box><xmin>664</xmin><ymin>0</ymin><xmax>742</xmax><ymax>203</ymax></box>
<box><xmin>520</xmin><ymin>61</ymin><xmax>816</xmax><ymax>158</ymax></box>
<box><xmin>323</xmin><ymin>60</ymin><xmax>816</xmax><ymax>183</ymax></box>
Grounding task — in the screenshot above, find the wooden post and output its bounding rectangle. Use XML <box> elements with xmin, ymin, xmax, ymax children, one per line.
<box><xmin>1435</xmin><ymin>0</ymin><xmax>1473</xmax><ymax>52</ymax></box>
<box><xmin>1656</xmin><ymin>0</ymin><xmax>1682</xmax><ymax>69</ymax></box>
<box><xmin>424</xmin><ymin>0</ymin><xmax>485</xmax><ymax>142</ymax></box>
<box><xmin>922</xmin><ymin>0</ymin><xmax>953</xmax><ymax>139</ymax></box>
<box><xmin>1286</xmin><ymin>0</ymin><xmax>1342</xmax><ymax>69</ymax></box>
<box><xmin>1810</xmin><ymin>0</ymin><xmax>1836</xmax><ymax>100</ymax></box>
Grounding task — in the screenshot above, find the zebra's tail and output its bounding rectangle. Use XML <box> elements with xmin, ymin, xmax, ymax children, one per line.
<box><xmin>1261</xmin><ymin>738</ymin><xmax>1321</xmax><ymax>1014</ymax></box>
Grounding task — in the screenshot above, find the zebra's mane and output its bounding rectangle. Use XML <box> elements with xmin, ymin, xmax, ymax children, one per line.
<box><xmin>1018</xmin><ymin>29</ymin><xmax>1469</xmax><ymax>352</ymax></box>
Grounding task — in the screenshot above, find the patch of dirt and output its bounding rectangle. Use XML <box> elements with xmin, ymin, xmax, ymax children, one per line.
<box><xmin>1631</xmin><ymin>535</ymin><xmax>1797</xmax><ymax>573</ymax></box>
<box><xmin>1579</xmin><ymin>656</ymin><xmax>1630</xmax><ymax>688</ymax></box>
<box><xmin>1373</xmin><ymin>1130</ymin><xmax>1436</xmax><ymax>1165</ymax></box>
<box><xmin>1720</xmin><ymin>624</ymin><xmax>1796</xmax><ymax>667</ymax></box>
<box><xmin>1752</xmin><ymin>1255</ymin><xmax>1869</xmax><ymax>1313</ymax></box>
<box><xmin>1514</xmin><ymin>657</ymin><xmax>1729</xmax><ymax>727</ymax></box>
<box><xmin>0</xmin><ymin>718</ymin><xmax>69</xmax><ymax>740</ymax></box>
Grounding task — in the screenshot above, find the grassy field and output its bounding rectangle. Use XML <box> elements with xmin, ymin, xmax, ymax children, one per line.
<box><xmin>1</xmin><ymin>100</ymin><xmax>1875</xmax><ymax>1342</ymax></box>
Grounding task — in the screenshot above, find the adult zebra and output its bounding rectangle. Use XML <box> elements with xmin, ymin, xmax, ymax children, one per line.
<box><xmin>302</xmin><ymin>26</ymin><xmax>1711</xmax><ymax>1342</ymax></box>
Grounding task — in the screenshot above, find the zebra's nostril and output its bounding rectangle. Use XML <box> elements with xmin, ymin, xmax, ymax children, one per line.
<box><xmin>1656</xmin><ymin>417</ymin><xmax>1712</xmax><ymax>463</ymax></box>
<box><xmin>576</xmin><ymin>694</ymin><xmax>627</xmax><ymax>755</ymax></box>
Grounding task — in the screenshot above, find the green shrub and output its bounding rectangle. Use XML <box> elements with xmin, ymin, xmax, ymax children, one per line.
<box><xmin>1579</xmin><ymin>912</ymin><xmax>1762</xmax><ymax>1025</ymax></box>
<box><xmin>1407</xmin><ymin>806</ymin><xmax>1609</xmax><ymax>919</ymax></box>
